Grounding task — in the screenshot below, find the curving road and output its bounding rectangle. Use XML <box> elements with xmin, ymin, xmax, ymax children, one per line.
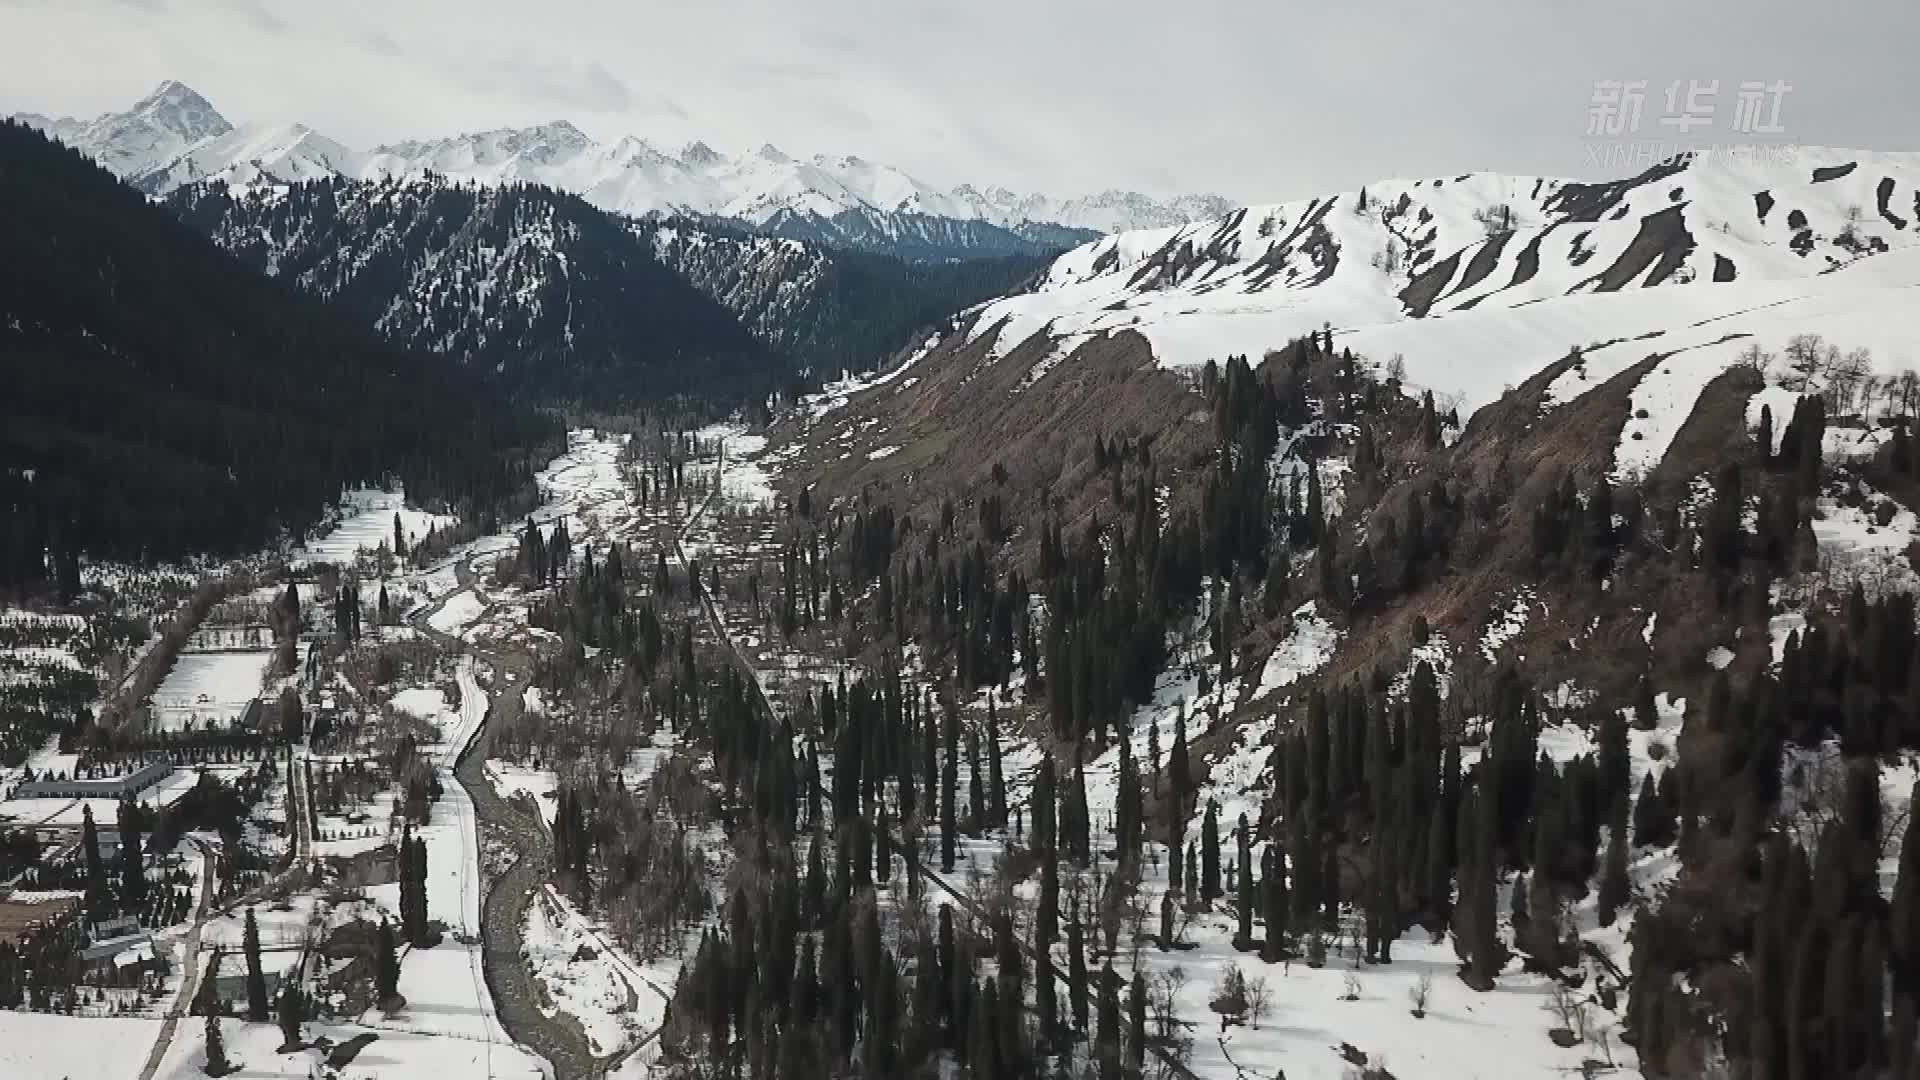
<box><xmin>133</xmin><ymin>836</ymin><xmax>219</xmax><ymax>1080</ymax></box>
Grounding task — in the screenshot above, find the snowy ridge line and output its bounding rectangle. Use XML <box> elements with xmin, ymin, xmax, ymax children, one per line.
<box><xmin>955</xmin><ymin>147</ymin><xmax>1920</xmax><ymax>482</ymax></box>
<box><xmin>18</xmin><ymin>81</ymin><xmax>1233</xmax><ymax>241</ymax></box>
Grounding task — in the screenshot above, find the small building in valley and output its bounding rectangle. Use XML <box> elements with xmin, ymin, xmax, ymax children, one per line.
<box><xmin>14</xmin><ymin>761</ymin><xmax>173</xmax><ymax>801</ymax></box>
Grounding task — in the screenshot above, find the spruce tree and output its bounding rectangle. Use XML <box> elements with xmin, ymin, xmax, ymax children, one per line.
<box><xmin>1034</xmin><ymin>915</ymin><xmax>1059</xmax><ymax>1049</ymax></box>
<box><xmin>276</xmin><ymin>984</ymin><xmax>304</xmax><ymax>1049</ymax></box>
<box><xmin>1096</xmin><ymin>961</ymin><xmax>1122</xmax><ymax>1080</ymax></box>
<box><xmin>375</xmin><ymin>917</ymin><xmax>400</xmax><ymax>1005</ymax></box>
<box><xmin>203</xmin><ymin>1009</ymin><xmax>229</xmax><ymax>1075</ymax></box>
<box><xmin>1201</xmin><ymin>799</ymin><xmax>1223</xmax><ymax>903</ymax></box>
<box><xmin>243</xmin><ymin>909</ymin><xmax>268</xmax><ymax>1021</ymax></box>
<box><xmin>1128</xmin><ymin>970</ymin><xmax>1149</xmax><ymax>1076</ymax></box>
<box><xmin>1261</xmin><ymin>844</ymin><xmax>1288</xmax><ymax>962</ymax></box>
<box><xmin>1424</xmin><ymin>800</ymin><xmax>1453</xmax><ymax>923</ymax></box>
<box><xmin>80</xmin><ymin>805</ymin><xmax>105</xmax><ymax>906</ymax></box>
<box><xmin>941</xmin><ymin>698</ymin><xmax>959</xmax><ymax>872</ymax></box>
<box><xmin>1116</xmin><ymin>738</ymin><xmax>1141</xmax><ymax>870</ymax></box>
<box><xmin>968</xmin><ymin>728</ymin><xmax>986</xmax><ymax>830</ymax></box>
<box><xmin>1033</xmin><ymin>759</ymin><xmax>1057</xmax><ymax>857</ymax></box>
<box><xmin>1634</xmin><ymin>773</ymin><xmax>1673</xmax><ymax>848</ymax></box>
<box><xmin>1598</xmin><ymin>706</ymin><xmax>1630</xmax><ymax>807</ymax></box>
<box><xmin>1170</xmin><ymin>709</ymin><xmax>1192</xmax><ymax>802</ymax></box>
<box><xmin>1068</xmin><ymin>899</ymin><xmax>1089</xmax><ymax>1031</ymax></box>
<box><xmin>969</xmin><ymin>977</ymin><xmax>1001</xmax><ymax>1077</ymax></box>
<box><xmin>1598</xmin><ymin>796</ymin><xmax>1631</xmax><ymax>928</ymax></box>
<box><xmin>118</xmin><ymin>797</ymin><xmax>146</xmax><ymax>905</ymax></box>
<box><xmin>1067</xmin><ymin>759</ymin><xmax>1091</xmax><ymax>862</ymax></box>
<box><xmin>1235</xmin><ymin>814</ymin><xmax>1255</xmax><ymax>949</ymax></box>
<box><xmin>986</xmin><ymin>700</ymin><xmax>1007</xmax><ymax>828</ymax></box>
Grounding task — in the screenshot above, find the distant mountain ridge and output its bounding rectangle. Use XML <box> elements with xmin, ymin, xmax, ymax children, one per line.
<box><xmin>15</xmin><ymin>81</ymin><xmax>1234</xmax><ymax>261</ymax></box>
<box><xmin>0</xmin><ymin>119</ymin><xmax>557</xmax><ymax>563</ymax></box>
<box><xmin>958</xmin><ymin>147</ymin><xmax>1920</xmax><ymax>431</ymax></box>
<box><xmin>167</xmin><ymin>176</ymin><xmax>783</xmax><ymax>406</ymax></box>
<box><xmin>165</xmin><ymin>172</ymin><xmax>1048</xmax><ymax>399</ymax></box>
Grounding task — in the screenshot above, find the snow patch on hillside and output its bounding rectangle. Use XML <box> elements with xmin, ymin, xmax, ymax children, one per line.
<box><xmin>1480</xmin><ymin>592</ymin><xmax>1534</xmax><ymax>661</ymax></box>
<box><xmin>1254</xmin><ymin>602</ymin><xmax>1339</xmax><ymax>699</ymax></box>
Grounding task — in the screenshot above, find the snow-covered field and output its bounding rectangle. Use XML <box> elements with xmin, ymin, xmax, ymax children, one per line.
<box><xmin>489</xmin><ymin>762</ymin><xmax>560</xmax><ymax>828</ymax></box>
<box><xmin>150</xmin><ymin>649</ymin><xmax>273</xmax><ymax>730</ymax></box>
<box><xmin>152</xmin><ymin>1010</ymin><xmax>546</xmax><ymax>1080</ymax></box>
<box><xmin>295</xmin><ymin>488</ymin><xmax>456</xmax><ymax>567</ymax></box>
<box><xmin>427</xmin><ymin>591</ymin><xmax>486</xmax><ymax>636</ymax></box>
<box><xmin>391</xmin><ymin>685</ymin><xmax>450</xmax><ymax>722</ymax></box>
<box><xmin>0</xmin><ymin>1010</ymin><xmax>164</xmax><ymax>1080</ymax></box>
<box><xmin>523</xmin><ymin>890</ymin><xmax>667</xmax><ymax>1057</ymax></box>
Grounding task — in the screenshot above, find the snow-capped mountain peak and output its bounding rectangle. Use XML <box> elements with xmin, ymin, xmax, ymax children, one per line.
<box><xmin>10</xmin><ymin>81</ymin><xmax>1234</xmax><ymax>261</ymax></box>
<box><xmin>679</xmin><ymin>140</ymin><xmax>724</xmax><ymax>169</ymax></box>
<box><xmin>24</xmin><ymin>79</ymin><xmax>236</xmax><ymax>179</ymax></box>
<box><xmin>121</xmin><ymin>80</ymin><xmax>231</xmax><ymax>142</ymax></box>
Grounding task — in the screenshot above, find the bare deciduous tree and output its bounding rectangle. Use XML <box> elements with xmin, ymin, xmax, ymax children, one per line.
<box><xmin>1473</xmin><ymin>203</ymin><xmax>1516</xmax><ymax>237</ymax></box>
<box><xmin>1409</xmin><ymin>971</ymin><xmax>1433</xmax><ymax>1017</ymax></box>
<box><xmin>1736</xmin><ymin>343</ymin><xmax>1774</xmax><ymax>375</ymax></box>
<box><xmin>1151</xmin><ymin>966</ymin><xmax>1189</xmax><ymax>1040</ymax></box>
<box><xmin>1244</xmin><ymin>973</ymin><xmax>1273</xmax><ymax>1028</ymax></box>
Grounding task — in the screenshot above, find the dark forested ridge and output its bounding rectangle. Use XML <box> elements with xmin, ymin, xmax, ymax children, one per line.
<box><xmin>755</xmin><ymin>202</ymin><xmax>1093</xmax><ymax>261</ymax></box>
<box><xmin>168</xmin><ymin>176</ymin><xmax>1052</xmax><ymax>408</ymax></box>
<box><xmin>652</xmin><ymin>215</ymin><xmax>1049</xmax><ymax>382</ymax></box>
<box><xmin>0</xmin><ymin>120</ymin><xmax>560</xmax><ymax>578</ymax></box>
<box><xmin>168</xmin><ymin>176</ymin><xmax>782</xmax><ymax>408</ymax></box>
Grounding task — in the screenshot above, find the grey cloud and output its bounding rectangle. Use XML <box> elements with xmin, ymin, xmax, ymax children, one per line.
<box><xmin>2</xmin><ymin>0</ymin><xmax>1915</xmax><ymax>201</ymax></box>
<box><xmin>471</xmin><ymin>54</ymin><xmax>684</xmax><ymax>120</ymax></box>
<box><xmin>352</xmin><ymin>29</ymin><xmax>402</xmax><ymax>58</ymax></box>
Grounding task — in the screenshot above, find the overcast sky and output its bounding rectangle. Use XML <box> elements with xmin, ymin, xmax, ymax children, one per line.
<box><xmin>2</xmin><ymin>0</ymin><xmax>1914</xmax><ymax>203</ymax></box>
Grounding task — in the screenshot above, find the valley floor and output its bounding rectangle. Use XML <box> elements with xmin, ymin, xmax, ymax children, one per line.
<box><xmin>0</xmin><ymin>423</ymin><xmax>1720</xmax><ymax>1080</ymax></box>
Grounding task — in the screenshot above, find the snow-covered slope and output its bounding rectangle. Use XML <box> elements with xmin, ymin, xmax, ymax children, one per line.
<box><xmin>964</xmin><ymin>148</ymin><xmax>1920</xmax><ymax>475</ymax></box>
<box><xmin>166</xmin><ymin>173</ymin><xmax>1040</xmax><ymax>388</ymax></box>
<box><xmin>15</xmin><ymin>82</ymin><xmax>1227</xmax><ymax>261</ymax></box>
<box><xmin>168</xmin><ymin>177</ymin><xmax>779</xmax><ymax>402</ymax></box>
<box><xmin>650</xmin><ymin>223</ymin><xmax>828</xmax><ymax>349</ymax></box>
<box><xmin>132</xmin><ymin>121</ymin><xmax>365</xmax><ymax>192</ymax></box>
<box><xmin>954</xmin><ymin>184</ymin><xmax>1237</xmax><ymax>233</ymax></box>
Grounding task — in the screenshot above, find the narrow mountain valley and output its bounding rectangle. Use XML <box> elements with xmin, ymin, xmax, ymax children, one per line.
<box><xmin>3</xmin><ymin>55</ymin><xmax>1920</xmax><ymax>1080</ymax></box>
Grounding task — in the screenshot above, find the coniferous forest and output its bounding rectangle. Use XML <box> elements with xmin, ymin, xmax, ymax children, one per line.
<box><xmin>0</xmin><ymin>120</ymin><xmax>562</xmax><ymax>573</ymax></box>
<box><xmin>168</xmin><ymin>177</ymin><xmax>785</xmax><ymax>408</ymax></box>
<box><xmin>11</xmin><ymin>68</ymin><xmax>1920</xmax><ymax>1080</ymax></box>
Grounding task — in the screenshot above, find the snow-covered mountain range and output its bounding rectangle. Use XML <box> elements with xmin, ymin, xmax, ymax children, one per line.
<box><xmin>13</xmin><ymin>81</ymin><xmax>1233</xmax><ymax>261</ymax></box>
<box><xmin>956</xmin><ymin>146</ymin><xmax>1920</xmax><ymax>478</ymax></box>
<box><xmin>165</xmin><ymin>172</ymin><xmax>1044</xmax><ymax>395</ymax></box>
